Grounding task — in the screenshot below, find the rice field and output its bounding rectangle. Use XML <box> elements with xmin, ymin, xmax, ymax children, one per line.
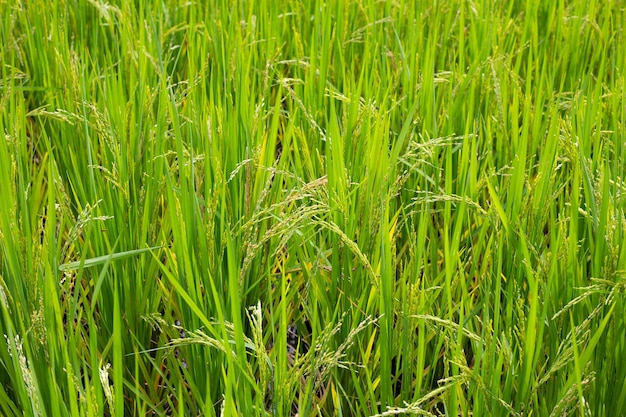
<box><xmin>0</xmin><ymin>0</ymin><xmax>625</xmax><ymax>416</ymax></box>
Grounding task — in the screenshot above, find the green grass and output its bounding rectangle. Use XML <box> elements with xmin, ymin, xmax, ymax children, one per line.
<box><xmin>1</xmin><ymin>0</ymin><xmax>625</xmax><ymax>415</ymax></box>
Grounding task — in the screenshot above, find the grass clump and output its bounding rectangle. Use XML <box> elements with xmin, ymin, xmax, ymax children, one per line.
<box><xmin>1</xmin><ymin>0</ymin><xmax>625</xmax><ymax>416</ymax></box>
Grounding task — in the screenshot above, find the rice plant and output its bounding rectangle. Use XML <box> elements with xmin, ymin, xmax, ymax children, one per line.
<box><xmin>0</xmin><ymin>0</ymin><xmax>625</xmax><ymax>416</ymax></box>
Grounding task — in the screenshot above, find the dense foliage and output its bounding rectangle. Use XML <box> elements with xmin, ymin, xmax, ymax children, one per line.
<box><xmin>0</xmin><ymin>0</ymin><xmax>625</xmax><ymax>415</ymax></box>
